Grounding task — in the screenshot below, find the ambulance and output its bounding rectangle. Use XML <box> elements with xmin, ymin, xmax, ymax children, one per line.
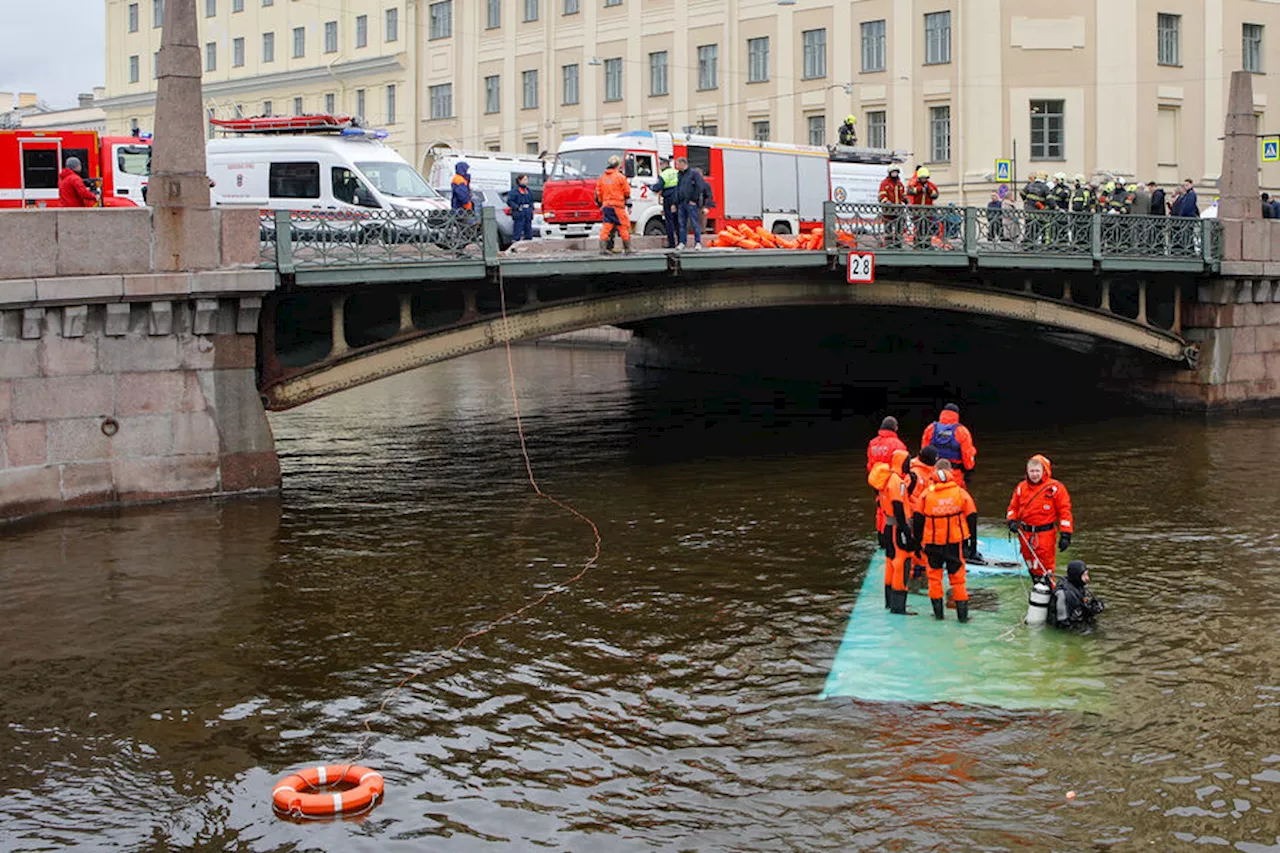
<box><xmin>0</xmin><ymin>129</ymin><xmax>151</xmax><ymax>208</ymax></box>
<box><xmin>540</xmin><ymin>130</ymin><xmax>903</xmax><ymax>239</ymax></box>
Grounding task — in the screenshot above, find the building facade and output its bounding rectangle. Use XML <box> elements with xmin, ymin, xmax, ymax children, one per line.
<box><xmin>102</xmin><ymin>0</ymin><xmax>1280</xmax><ymax>203</ymax></box>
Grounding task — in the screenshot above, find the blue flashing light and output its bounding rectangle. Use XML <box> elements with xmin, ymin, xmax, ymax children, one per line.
<box><xmin>138</xmin><ymin>131</ymin><xmax>153</xmax><ymax>140</ymax></box>
<box><xmin>373</xmin><ymin>130</ymin><xmax>389</xmax><ymax>139</ymax></box>
<box><xmin>617</xmin><ymin>130</ymin><xmax>653</xmax><ymax>138</ymax></box>
<box><xmin>340</xmin><ymin>127</ymin><xmax>365</xmax><ymax>137</ymax></box>
<box><xmin>563</xmin><ymin>134</ymin><xmax>579</xmax><ymax>141</ymax></box>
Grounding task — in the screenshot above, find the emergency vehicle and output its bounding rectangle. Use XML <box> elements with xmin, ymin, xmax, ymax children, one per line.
<box><xmin>0</xmin><ymin>129</ymin><xmax>151</xmax><ymax>208</ymax></box>
<box><xmin>540</xmin><ymin>130</ymin><xmax>904</xmax><ymax>239</ymax></box>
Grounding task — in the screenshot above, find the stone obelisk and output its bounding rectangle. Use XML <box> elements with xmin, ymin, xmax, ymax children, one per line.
<box><xmin>1218</xmin><ymin>70</ymin><xmax>1259</xmax><ymax>223</ymax></box>
<box><xmin>150</xmin><ymin>0</ymin><xmax>215</xmax><ymax>270</ymax></box>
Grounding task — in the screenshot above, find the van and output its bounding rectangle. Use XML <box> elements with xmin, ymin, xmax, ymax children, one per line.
<box><xmin>425</xmin><ymin>149</ymin><xmax>547</xmax><ymax>203</ymax></box>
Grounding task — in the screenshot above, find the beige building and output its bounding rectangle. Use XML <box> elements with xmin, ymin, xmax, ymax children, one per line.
<box><xmin>102</xmin><ymin>0</ymin><xmax>1280</xmax><ymax>202</ymax></box>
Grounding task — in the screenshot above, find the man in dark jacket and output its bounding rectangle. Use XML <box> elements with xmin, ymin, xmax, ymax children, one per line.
<box><xmin>1147</xmin><ymin>181</ymin><xmax>1166</xmax><ymax>215</ymax></box>
<box><xmin>1170</xmin><ymin>178</ymin><xmax>1198</xmax><ymax>217</ymax></box>
<box><xmin>1048</xmin><ymin>560</ymin><xmax>1104</xmax><ymax>631</ymax></box>
<box><xmin>674</xmin><ymin>156</ymin><xmax>714</xmax><ymax>250</ymax></box>
<box><xmin>58</xmin><ymin>157</ymin><xmax>98</xmax><ymax>208</ymax></box>
<box><xmin>508</xmin><ymin>174</ymin><xmax>535</xmax><ymax>243</ymax></box>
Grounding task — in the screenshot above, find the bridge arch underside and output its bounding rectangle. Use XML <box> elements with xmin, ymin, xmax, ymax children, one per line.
<box><xmin>259</xmin><ymin>273</ymin><xmax>1194</xmax><ymax>410</ymax></box>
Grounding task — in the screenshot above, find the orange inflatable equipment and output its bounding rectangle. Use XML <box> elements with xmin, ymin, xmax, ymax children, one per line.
<box><xmin>272</xmin><ymin>764</ymin><xmax>385</xmax><ymax>818</ymax></box>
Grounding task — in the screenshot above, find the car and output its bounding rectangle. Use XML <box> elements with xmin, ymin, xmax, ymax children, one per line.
<box><xmin>435</xmin><ymin>188</ymin><xmax>542</xmax><ymax>250</ymax></box>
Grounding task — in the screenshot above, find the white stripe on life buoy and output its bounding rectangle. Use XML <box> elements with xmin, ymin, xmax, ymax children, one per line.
<box><xmin>332</xmin><ymin>792</ymin><xmax>343</xmax><ymax>813</ymax></box>
<box><xmin>359</xmin><ymin>771</ymin><xmax>381</xmax><ymax>784</ymax></box>
<box><xmin>316</xmin><ymin>766</ymin><xmax>327</xmax><ymax>784</ymax></box>
<box><xmin>272</xmin><ymin>785</ymin><xmax>296</xmax><ymax>797</ymax></box>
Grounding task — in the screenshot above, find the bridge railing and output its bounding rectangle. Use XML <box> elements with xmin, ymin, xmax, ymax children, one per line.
<box><xmin>827</xmin><ymin>203</ymin><xmax>1221</xmax><ymax>263</ymax></box>
<box><xmin>261</xmin><ymin>207</ymin><xmax>497</xmax><ymax>272</ymax></box>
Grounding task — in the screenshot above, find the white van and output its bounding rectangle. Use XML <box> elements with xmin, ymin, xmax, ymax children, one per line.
<box><xmin>208</xmin><ymin>132</ymin><xmax>448</xmax><ymax>217</ymax></box>
<box><xmin>425</xmin><ymin>149</ymin><xmax>546</xmax><ymax>199</ymax></box>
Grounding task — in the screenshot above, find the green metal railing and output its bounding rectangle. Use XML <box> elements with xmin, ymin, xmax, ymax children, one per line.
<box><xmin>825</xmin><ymin>202</ymin><xmax>1221</xmax><ymax>263</ymax></box>
<box><xmin>262</xmin><ymin>206</ymin><xmax>497</xmax><ymax>272</ymax></box>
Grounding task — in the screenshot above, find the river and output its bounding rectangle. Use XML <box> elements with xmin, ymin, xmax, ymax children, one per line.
<box><xmin>2</xmin><ymin>346</ymin><xmax>1278</xmax><ymax>851</ymax></box>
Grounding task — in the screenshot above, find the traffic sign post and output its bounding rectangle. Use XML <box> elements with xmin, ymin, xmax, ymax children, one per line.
<box><xmin>995</xmin><ymin>159</ymin><xmax>1012</xmax><ymax>182</ymax></box>
<box><xmin>1263</xmin><ymin>137</ymin><xmax>1280</xmax><ymax>163</ymax></box>
<box><xmin>847</xmin><ymin>252</ymin><xmax>875</xmax><ymax>283</ymax></box>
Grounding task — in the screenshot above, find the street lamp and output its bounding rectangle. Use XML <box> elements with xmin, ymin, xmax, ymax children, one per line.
<box><xmin>588</xmin><ymin>56</ymin><xmax>602</xmax><ymax>66</ymax></box>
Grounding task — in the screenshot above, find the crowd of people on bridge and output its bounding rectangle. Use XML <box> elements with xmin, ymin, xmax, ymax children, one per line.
<box><xmin>866</xmin><ymin>404</ymin><xmax>1103</xmax><ymax>630</ymax></box>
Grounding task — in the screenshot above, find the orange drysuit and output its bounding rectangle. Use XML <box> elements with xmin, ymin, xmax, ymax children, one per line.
<box><xmin>921</xmin><ymin>409</ymin><xmax>976</xmax><ymax>489</ymax></box>
<box><xmin>916</xmin><ymin>477</ymin><xmax>977</xmax><ymax>617</ymax></box>
<box><xmin>1006</xmin><ymin>453</ymin><xmax>1073</xmax><ymax>580</ymax></box>
<box><xmin>906</xmin><ymin>456</ymin><xmax>936</xmax><ymax>579</ymax></box>
<box><xmin>870</xmin><ymin>449</ymin><xmax>912</xmax><ymax>598</ymax></box>
<box><xmin>867</xmin><ymin>428</ymin><xmax>907</xmax><ymax>532</ymax></box>
<box><xmin>596</xmin><ymin>168</ymin><xmax>632</xmax><ymax>242</ymax></box>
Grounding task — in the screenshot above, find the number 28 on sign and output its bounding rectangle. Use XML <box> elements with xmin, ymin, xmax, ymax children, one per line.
<box><xmin>847</xmin><ymin>252</ymin><xmax>875</xmax><ymax>283</ymax></box>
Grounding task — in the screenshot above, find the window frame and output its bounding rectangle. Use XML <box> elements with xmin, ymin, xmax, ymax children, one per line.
<box><xmin>604</xmin><ymin>57</ymin><xmax>623</xmax><ymax>102</ymax></box>
<box><xmin>429</xmin><ymin>83</ymin><xmax>453</xmax><ymax>119</ymax></box>
<box><xmin>747</xmin><ymin>36</ymin><xmax>769</xmax><ymax>84</ymax></box>
<box><xmin>1244</xmin><ymin>22</ymin><xmax>1264</xmax><ymax>74</ymax></box>
<box><xmin>697</xmin><ymin>44</ymin><xmax>719</xmax><ymax>91</ymax></box>
<box><xmin>802</xmin><ymin>28</ymin><xmax>827</xmax><ymax>80</ymax></box>
<box><xmin>1157</xmin><ymin>13</ymin><xmax>1181</xmax><ymax>67</ymax></box>
<box><xmin>356</xmin><ymin>16</ymin><xmax>367</xmax><ymax>48</ymax></box>
<box><xmin>1029</xmin><ymin>99</ymin><xmax>1065</xmax><ymax>160</ymax></box>
<box><xmin>232</xmin><ymin>36</ymin><xmax>245</xmax><ymax>67</ymax></box>
<box><xmin>924</xmin><ymin>11</ymin><xmax>951</xmax><ymax>66</ymax></box>
<box><xmin>292</xmin><ymin>26</ymin><xmax>305</xmax><ymax>58</ymax></box>
<box><xmin>649</xmin><ymin>51</ymin><xmax>669</xmax><ymax>96</ymax></box>
<box><xmin>204</xmin><ymin>41</ymin><xmax>216</xmax><ymax>72</ymax></box>
<box><xmin>562</xmin><ymin>63</ymin><xmax>580</xmax><ymax>105</ymax></box>
<box><xmin>128</xmin><ymin>3</ymin><xmax>139</xmax><ymax>33</ymax></box>
<box><xmin>205</xmin><ymin>0</ymin><xmax>215</xmax><ymax>17</ymax></box>
<box><xmin>268</xmin><ymin>161</ymin><xmax>321</xmax><ymax>200</ymax></box>
<box><xmin>806</xmin><ymin>114</ymin><xmax>826</xmax><ymax>147</ymax></box>
<box><xmin>861</xmin><ymin>20</ymin><xmax>886</xmax><ymax>73</ymax></box>
<box><xmin>262</xmin><ymin>31</ymin><xmax>275</xmax><ymax>63</ymax></box>
<box><xmin>386</xmin><ymin>84</ymin><xmax>397</xmax><ymax>124</ymax></box>
<box><xmin>523</xmin><ymin>0</ymin><xmax>538</xmax><ymax>22</ymax></box>
<box><xmin>385</xmin><ymin>7</ymin><xmax>399</xmax><ymax>42</ymax></box>
<box><xmin>324</xmin><ymin>21</ymin><xmax>338</xmax><ymax>53</ymax></box>
<box><xmin>487</xmin><ymin>0</ymin><xmax>501</xmax><ymax>28</ymax></box>
<box><xmin>752</xmin><ymin>120</ymin><xmax>770</xmax><ymax>142</ymax></box>
<box><xmin>128</xmin><ymin>54</ymin><xmax>140</xmax><ymax>83</ymax></box>
<box><xmin>484</xmin><ymin>75</ymin><xmax>501</xmax><ymax>114</ymax></box>
<box><xmin>522</xmin><ymin>69</ymin><xmax>539</xmax><ymax>109</ymax></box>
<box><xmin>929</xmin><ymin>104</ymin><xmax>952</xmax><ymax>162</ymax></box>
<box><xmin>429</xmin><ymin>1</ymin><xmax>452</xmax><ymax>39</ymax></box>
<box><xmin>866</xmin><ymin>110</ymin><xmax>886</xmax><ymax>149</ymax></box>
<box><xmin>152</xmin><ymin>0</ymin><xmax>163</xmax><ymax>28</ymax></box>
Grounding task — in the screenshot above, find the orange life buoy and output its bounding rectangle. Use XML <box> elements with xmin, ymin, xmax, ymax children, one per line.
<box><xmin>272</xmin><ymin>764</ymin><xmax>384</xmax><ymax>818</ymax></box>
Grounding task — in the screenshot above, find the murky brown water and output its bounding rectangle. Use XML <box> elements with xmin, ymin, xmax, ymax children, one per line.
<box><xmin>3</xmin><ymin>347</ymin><xmax>1280</xmax><ymax>851</ymax></box>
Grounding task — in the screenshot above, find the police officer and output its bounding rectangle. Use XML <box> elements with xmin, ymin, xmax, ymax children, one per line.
<box><xmin>651</xmin><ymin>158</ymin><xmax>681</xmax><ymax>249</ymax></box>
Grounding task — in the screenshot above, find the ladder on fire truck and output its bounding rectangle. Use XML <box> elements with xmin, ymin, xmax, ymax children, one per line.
<box><xmin>209</xmin><ymin>114</ymin><xmax>364</xmax><ymax>135</ymax></box>
<box><xmin>827</xmin><ymin>144</ymin><xmax>909</xmax><ymax>165</ymax></box>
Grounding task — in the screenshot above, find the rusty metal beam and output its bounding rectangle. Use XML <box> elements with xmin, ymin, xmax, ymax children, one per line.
<box><xmin>261</xmin><ymin>278</ymin><xmax>1189</xmax><ymax>410</ymax></box>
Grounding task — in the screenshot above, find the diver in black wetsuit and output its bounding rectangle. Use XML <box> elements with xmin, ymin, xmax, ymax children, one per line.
<box><xmin>1048</xmin><ymin>560</ymin><xmax>1104</xmax><ymax>631</ymax></box>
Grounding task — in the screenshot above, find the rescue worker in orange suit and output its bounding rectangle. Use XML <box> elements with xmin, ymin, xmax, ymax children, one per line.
<box><xmin>921</xmin><ymin>403</ymin><xmax>982</xmax><ymax>562</ymax></box>
<box><xmin>869</xmin><ymin>449</ymin><xmax>914</xmax><ymax>614</ymax></box>
<box><xmin>906</xmin><ymin>445</ymin><xmax>939</xmax><ymax>585</ymax></box>
<box><xmin>595</xmin><ymin>155</ymin><xmax>633</xmax><ymax>255</ymax></box>
<box><xmin>1005</xmin><ymin>453</ymin><xmax>1073</xmax><ymax>584</ymax></box>
<box><xmin>912</xmin><ymin>459</ymin><xmax>978</xmax><ymax>622</ymax></box>
<box><xmin>867</xmin><ymin>415</ymin><xmax>908</xmax><ymax>539</ymax></box>
<box><xmin>58</xmin><ymin>156</ymin><xmax>98</xmax><ymax>208</ymax></box>
<box><xmin>905</xmin><ymin>166</ymin><xmax>939</xmax><ymax>246</ymax></box>
<box><xmin>878</xmin><ymin>167</ymin><xmax>907</xmax><ymax>248</ymax></box>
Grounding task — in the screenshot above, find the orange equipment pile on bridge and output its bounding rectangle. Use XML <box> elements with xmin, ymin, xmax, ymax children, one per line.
<box><xmin>712</xmin><ymin>225</ymin><xmax>848</xmax><ymax>250</ymax></box>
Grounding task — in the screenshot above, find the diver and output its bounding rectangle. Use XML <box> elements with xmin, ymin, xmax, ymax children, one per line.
<box><xmin>1048</xmin><ymin>560</ymin><xmax>1104</xmax><ymax>631</ymax></box>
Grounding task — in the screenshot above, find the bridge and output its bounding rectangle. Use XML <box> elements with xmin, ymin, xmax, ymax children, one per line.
<box><xmin>256</xmin><ymin>203</ymin><xmax>1219</xmax><ymax>409</ymax></box>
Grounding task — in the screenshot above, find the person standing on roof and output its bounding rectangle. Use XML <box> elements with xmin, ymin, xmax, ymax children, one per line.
<box><xmin>838</xmin><ymin>115</ymin><xmax>858</xmax><ymax>146</ymax></box>
<box><xmin>878</xmin><ymin>167</ymin><xmax>907</xmax><ymax>248</ymax></box>
<box><xmin>58</xmin><ymin>157</ymin><xmax>98</xmax><ymax>208</ymax></box>
<box><xmin>913</xmin><ymin>460</ymin><xmax>978</xmax><ymax>622</ymax></box>
<box><xmin>870</xmin><ymin>449</ymin><xmax>915</xmax><ymax>615</ymax></box>
<box><xmin>1006</xmin><ymin>454</ymin><xmax>1073</xmax><ymax>585</ymax></box>
<box><xmin>595</xmin><ymin>155</ymin><xmax>633</xmax><ymax>255</ymax></box>
<box><xmin>508</xmin><ymin>174</ymin><xmax>535</xmax><ymax>244</ymax></box>
<box><xmin>450</xmin><ymin>162</ymin><xmax>473</xmax><ymax>212</ymax></box>
<box><xmin>651</xmin><ymin>157</ymin><xmax>681</xmax><ymax>249</ymax></box>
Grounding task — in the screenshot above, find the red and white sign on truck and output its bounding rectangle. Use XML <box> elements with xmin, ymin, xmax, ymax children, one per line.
<box><xmin>0</xmin><ymin>129</ymin><xmax>151</xmax><ymax>208</ymax></box>
<box><xmin>540</xmin><ymin>129</ymin><xmax>902</xmax><ymax>240</ymax></box>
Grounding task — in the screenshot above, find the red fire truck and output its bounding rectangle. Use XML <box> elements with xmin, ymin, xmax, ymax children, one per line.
<box><xmin>0</xmin><ymin>129</ymin><xmax>151</xmax><ymax>208</ymax></box>
<box><xmin>540</xmin><ymin>130</ymin><xmax>902</xmax><ymax>239</ymax></box>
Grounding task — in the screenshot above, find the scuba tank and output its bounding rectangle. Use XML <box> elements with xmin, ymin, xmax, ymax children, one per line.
<box><xmin>1026</xmin><ymin>582</ymin><xmax>1052</xmax><ymax>626</ymax></box>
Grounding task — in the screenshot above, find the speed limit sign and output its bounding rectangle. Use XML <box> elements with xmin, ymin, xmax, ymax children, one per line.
<box><xmin>847</xmin><ymin>252</ymin><xmax>875</xmax><ymax>283</ymax></box>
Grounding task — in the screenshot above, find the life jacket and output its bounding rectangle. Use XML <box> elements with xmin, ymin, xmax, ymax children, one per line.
<box><xmin>920</xmin><ymin>479</ymin><xmax>972</xmax><ymax>546</ymax></box>
<box><xmin>928</xmin><ymin>421</ymin><xmax>963</xmax><ymax>462</ymax></box>
<box><xmin>907</xmin><ymin>458</ymin><xmax>935</xmax><ymax>514</ymax></box>
<box><xmin>867</xmin><ymin>462</ymin><xmax>892</xmax><ymax>492</ymax></box>
<box><xmin>873</xmin><ymin>450</ymin><xmax>910</xmax><ymax>524</ymax></box>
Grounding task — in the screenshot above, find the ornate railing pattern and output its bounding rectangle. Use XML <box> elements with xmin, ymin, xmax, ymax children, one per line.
<box><xmin>261</xmin><ymin>208</ymin><xmax>491</xmax><ymax>271</ymax></box>
<box><xmin>829</xmin><ymin>203</ymin><xmax>1220</xmax><ymax>262</ymax></box>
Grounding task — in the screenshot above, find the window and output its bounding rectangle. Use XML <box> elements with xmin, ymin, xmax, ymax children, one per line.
<box><xmin>564</xmin><ymin>0</ymin><xmax>578</xmax><ymax>12</ymax></box>
<box><xmin>929</xmin><ymin>104</ymin><xmax>951</xmax><ymax>161</ymax></box>
<box><xmin>563</xmin><ymin>64</ymin><xmax>580</xmax><ymax>104</ymax></box>
<box><xmin>332</xmin><ymin>167</ymin><xmax>378</xmax><ymax>207</ymax></box>
<box><xmin>385</xmin><ymin>7</ymin><xmax>399</xmax><ymax>41</ymax></box>
<box><xmin>485</xmin><ymin>75</ymin><xmax>501</xmax><ymax>113</ymax></box>
<box><xmin>807</xmin><ymin>114</ymin><xmax>826</xmax><ymax>146</ymax></box>
<box><xmin>268</xmin><ymin>162</ymin><xmax>320</xmax><ymax>199</ymax></box>
<box><xmin>262</xmin><ymin>0</ymin><xmax>272</xmax><ymax>5</ymax></box>
<box><xmin>128</xmin><ymin>54</ymin><xmax>140</xmax><ymax>83</ymax></box>
<box><xmin>233</xmin><ymin>0</ymin><xmax>243</xmax><ymax>11</ymax></box>
<box><xmin>752</xmin><ymin>120</ymin><xmax>770</xmax><ymax>142</ymax></box>
<box><xmin>1030</xmin><ymin>99</ymin><xmax>1064</xmax><ymax>159</ymax></box>
<box><xmin>524</xmin><ymin>0</ymin><xmax>538</xmax><ymax>22</ymax></box>
<box><xmin>650</xmin><ymin>51</ymin><xmax>669</xmax><ymax>95</ymax></box>
<box><xmin>355</xmin><ymin>16</ymin><xmax>367</xmax><ymax>48</ymax></box>
<box><xmin>526</xmin><ymin>141</ymin><xmax>540</xmax><ymax>155</ymax></box>
<box><xmin>324</xmin><ymin>21</ymin><xmax>337</xmax><ymax>53</ymax></box>
<box><xmin>262</xmin><ymin>31</ymin><xmax>274</xmax><ymax>62</ymax></box>
<box><xmin>153</xmin><ymin>51</ymin><xmax>159</xmax><ymax>79</ymax></box>
<box><xmin>232</xmin><ymin>37</ymin><xmax>244</xmax><ymax>66</ymax></box>
<box><xmin>324</xmin><ymin>93</ymin><xmax>335</xmax><ymax>113</ymax></box>
<box><xmin>293</xmin><ymin>96</ymin><xmax>303</xmax><ymax>115</ymax></box>
<box><xmin>356</xmin><ymin>88</ymin><xmax>366</xmax><ymax>117</ymax></box>
<box><xmin>802</xmin><ymin>29</ymin><xmax>827</xmax><ymax>79</ymax></box>
<box><xmin>866</xmin><ymin>110</ymin><xmax>886</xmax><ymax>148</ymax></box>
<box><xmin>128</xmin><ymin>3</ymin><xmax>139</xmax><ymax>33</ymax></box>
<box><xmin>697</xmin><ymin>44</ymin><xmax>718</xmax><ymax>90</ymax></box>
<box><xmin>153</xmin><ymin>0</ymin><xmax>163</xmax><ymax>27</ymax></box>
<box><xmin>747</xmin><ymin>37</ymin><xmax>769</xmax><ymax>83</ymax></box>
<box><xmin>487</xmin><ymin>0</ymin><xmax>500</xmax><ymax>28</ymax></box>
<box><xmin>205</xmin><ymin>0</ymin><xmax>215</xmax><ymax>16</ymax></box>
<box><xmin>429</xmin><ymin>1</ymin><xmax>452</xmax><ymax>39</ymax></box>
<box><xmin>293</xmin><ymin>26</ymin><xmax>305</xmax><ymax>57</ymax></box>
<box><xmin>263</xmin><ymin>100</ymin><xmax>273</xmax><ymax>116</ymax></box>
<box><xmin>386</xmin><ymin>84</ymin><xmax>397</xmax><ymax>123</ymax></box>
<box><xmin>861</xmin><ymin>20</ymin><xmax>886</xmax><ymax>73</ymax></box>
<box><xmin>1157</xmin><ymin>106</ymin><xmax>1179</xmax><ymax>164</ymax></box>
<box><xmin>1244</xmin><ymin>23</ymin><xmax>1264</xmax><ymax>73</ymax></box>
<box><xmin>925</xmin><ymin>11</ymin><xmax>951</xmax><ymax>65</ymax></box>
<box><xmin>522</xmin><ymin>70</ymin><xmax>538</xmax><ymax>108</ymax></box>
<box><xmin>205</xmin><ymin>42</ymin><xmax>216</xmax><ymax>71</ymax></box>
<box><xmin>604</xmin><ymin>57</ymin><xmax>622</xmax><ymax>102</ymax></box>
<box><xmin>700</xmin><ymin>123</ymin><xmax>718</xmax><ymax>136</ymax></box>
<box><xmin>1158</xmin><ymin>13</ymin><xmax>1180</xmax><ymax>66</ymax></box>
<box><xmin>20</xmin><ymin>148</ymin><xmax>59</xmax><ymax>190</ymax></box>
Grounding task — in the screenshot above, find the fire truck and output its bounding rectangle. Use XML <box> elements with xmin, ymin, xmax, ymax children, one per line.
<box><xmin>540</xmin><ymin>130</ymin><xmax>904</xmax><ymax>239</ymax></box>
<box><xmin>0</xmin><ymin>129</ymin><xmax>151</xmax><ymax>208</ymax></box>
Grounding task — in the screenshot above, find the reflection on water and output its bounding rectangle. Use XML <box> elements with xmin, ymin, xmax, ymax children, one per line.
<box><xmin>2</xmin><ymin>347</ymin><xmax>1280</xmax><ymax>851</ymax></box>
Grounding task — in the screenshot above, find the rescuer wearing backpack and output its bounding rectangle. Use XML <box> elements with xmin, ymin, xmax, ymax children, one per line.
<box><xmin>921</xmin><ymin>403</ymin><xmax>982</xmax><ymax>563</ymax></box>
<box><xmin>912</xmin><ymin>460</ymin><xmax>978</xmax><ymax>622</ymax></box>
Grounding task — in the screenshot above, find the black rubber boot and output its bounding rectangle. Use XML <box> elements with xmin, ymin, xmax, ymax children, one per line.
<box><xmin>931</xmin><ymin>597</ymin><xmax>945</xmax><ymax>620</ymax></box>
<box><xmin>890</xmin><ymin>590</ymin><xmax>916</xmax><ymax>616</ymax></box>
<box><xmin>956</xmin><ymin>600</ymin><xmax>970</xmax><ymax>623</ymax></box>
<box><xmin>884</xmin><ymin>584</ymin><xmax>893</xmax><ymax>609</ymax></box>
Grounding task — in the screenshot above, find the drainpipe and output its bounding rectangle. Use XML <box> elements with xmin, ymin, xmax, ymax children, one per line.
<box><xmin>956</xmin><ymin>4</ymin><xmax>966</xmax><ymax>205</ymax></box>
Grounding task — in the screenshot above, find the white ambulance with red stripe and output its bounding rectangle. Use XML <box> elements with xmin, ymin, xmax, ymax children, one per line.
<box><xmin>0</xmin><ymin>129</ymin><xmax>151</xmax><ymax>208</ymax></box>
<box><xmin>540</xmin><ymin>130</ymin><xmax>902</xmax><ymax>239</ymax></box>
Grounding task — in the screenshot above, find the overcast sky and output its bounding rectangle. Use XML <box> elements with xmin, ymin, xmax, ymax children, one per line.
<box><xmin>0</xmin><ymin>0</ymin><xmax>106</xmax><ymax>109</ymax></box>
